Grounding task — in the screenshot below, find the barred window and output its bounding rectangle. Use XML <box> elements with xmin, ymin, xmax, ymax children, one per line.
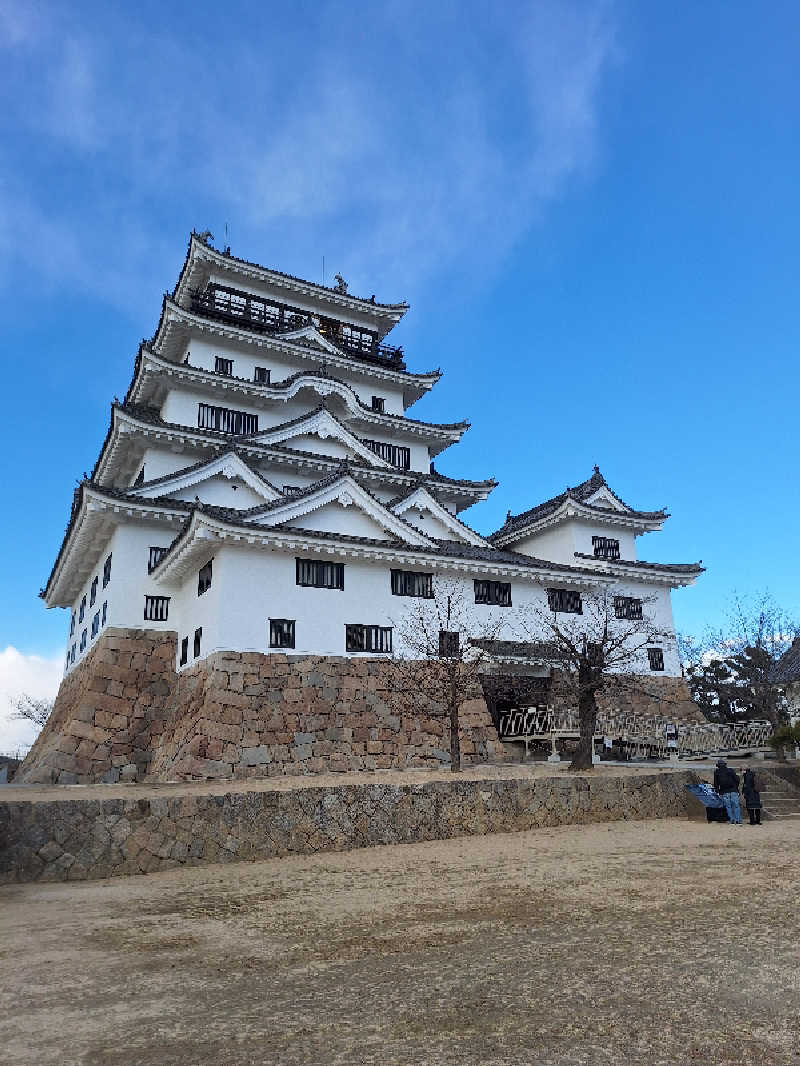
<box><xmin>197</xmin><ymin>403</ymin><xmax>258</xmax><ymax>435</ymax></box>
<box><xmin>91</xmin><ymin>611</ymin><xmax>100</xmax><ymax>639</ymax></box>
<box><xmin>215</xmin><ymin>356</ymin><xmax>233</xmax><ymax>376</ymax></box>
<box><xmin>79</xmin><ymin>595</ymin><xmax>86</xmax><ymax>623</ymax></box>
<box><xmin>439</xmin><ymin>630</ymin><xmax>460</xmax><ymax>658</ymax></box>
<box><xmin>345</xmin><ymin>624</ymin><xmax>392</xmax><ymax>653</ymax></box>
<box><xmin>179</xmin><ymin>637</ymin><xmax>188</xmax><ymax>667</ymax></box>
<box><xmin>391</xmin><ymin>569</ymin><xmax>433</xmax><ymax>598</ymax></box>
<box><xmin>102</xmin><ymin>553</ymin><xmax>112</xmax><ymax>588</ymax></box>
<box><xmin>254</xmin><ymin>366</ymin><xmax>270</xmax><ymax>384</ymax></box>
<box><xmin>648</xmin><ymin>647</ymin><xmax>665</xmax><ymax>672</ymax></box>
<box><xmin>193</xmin><ymin>627</ymin><xmax>202</xmax><ymax>658</ymax></box>
<box><xmin>296</xmin><ymin>558</ymin><xmax>344</xmax><ymax>590</ymax></box>
<box><xmin>547</xmin><ymin>588</ymin><xmax>583</xmax><ymax>614</ymax></box>
<box><xmin>371</xmin><ymin>396</ymin><xmax>385</xmax><ymax>413</ymax></box>
<box><xmin>362</xmin><ymin>439</ymin><xmax>411</xmax><ymax>469</ymax></box>
<box><xmin>149</xmin><ymin>546</ymin><xmax>168</xmax><ymax>573</ymax></box>
<box><xmin>198</xmin><ymin>560</ymin><xmax>213</xmax><ymax>596</ymax></box>
<box><xmin>90</xmin><ymin>577</ymin><xmax>98</xmax><ymax>607</ymax></box>
<box><xmin>101</xmin><ymin>601</ymin><xmax>107</xmax><ymax>627</ymax></box>
<box><xmin>269</xmin><ymin>619</ymin><xmax>296</xmax><ymax>649</ymax></box>
<box><xmin>70</xmin><ymin>614</ymin><xmax>75</xmax><ymax>637</ymax></box>
<box><xmin>592</xmin><ymin>536</ymin><xmax>620</xmax><ymax>560</ymax></box>
<box><xmin>614</xmin><ymin>596</ymin><xmax>643</xmax><ymax>620</ymax></box>
<box><xmin>474</xmin><ymin>580</ymin><xmax>512</xmax><ymax>606</ymax></box>
<box><xmin>80</xmin><ymin>629</ymin><xmax>87</xmax><ymax>652</ymax></box>
<box><xmin>144</xmin><ymin>596</ymin><xmax>170</xmax><ymax>621</ymax></box>
<box><xmin>70</xmin><ymin>643</ymin><xmax>76</xmax><ymax>664</ymax></box>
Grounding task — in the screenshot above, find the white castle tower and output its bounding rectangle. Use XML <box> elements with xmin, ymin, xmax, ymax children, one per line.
<box><xmin>23</xmin><ymin>233</ymin><xmax>703</xmax><ymax>784</ymax></box>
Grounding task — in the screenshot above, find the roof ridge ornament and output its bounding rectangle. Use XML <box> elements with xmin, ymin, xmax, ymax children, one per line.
<box><xmin>334</xmin><ymin>273</ymin><xmax>348</xmax><ymax>294</ymax></box>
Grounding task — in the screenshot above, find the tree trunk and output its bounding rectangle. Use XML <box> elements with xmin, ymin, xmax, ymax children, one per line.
<box><xmin>569</xmin><ymin>685</ymin><xmax>597</xmax><ymax>771</ymax></box>
<box><xmin>449</xmin><ymin>671</ymin><xmax>461</xmax><ymax>772</ymax></box>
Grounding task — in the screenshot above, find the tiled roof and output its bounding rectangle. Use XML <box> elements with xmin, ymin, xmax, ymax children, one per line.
<box><xmin>572</xmin><ymin>553</ymin><xmax>704</xmax><ymax>575</ymax></box>
<box><xmin>773</xmin><ymin>636</ymin><xmax>800</xmax><ymax>683</ymax></box>
<box><xmin>488</xmin><ymin>467</ymin><xmax>667</xmax><ymax>542</ymax></box>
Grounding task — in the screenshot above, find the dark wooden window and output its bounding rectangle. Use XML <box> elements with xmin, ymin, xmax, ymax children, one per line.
<box><xmin>193</xmin><ymin>627</ymin><xmax>202</xmax><ymax>658</ymax></box>
<box><xmin>439</xmin><ymin>630</ymin><xmax>460</xmax><ymax>658</ymax></box>
<box><xmin>648</xmin><ymin>647</ymin><xmax>665</xmax><ymax>672</ymax></box>
<box><xmin>296</xmin><ymin>558</ymin><xmax>344</xmax><ymax>590</ymax></box>
<box><xmin>215</xmin><ymin>356</ymin><xmax>233</xmax><ymax>376</ymax></box>
<box><xmin>148</xmin><ymin>546</ymin><xmax>168</xmax><ymax>573</ymax></box>
<box><xmin>547</xmin><ymin>588</ymin><xmax>583</xmax><ymax>614</ymax></box>
<box><xmin>79</xmin><ymin>595</ymin><xmax>86</xmax><ymax>623</ymax></box>
<box><xmin>391</xmin><ymin>569</ymin><xmax>433</xmax><ymax>598</ymax></box>
<box><xmin>345</xmin><ymin>624</ymin><xmax>392</xmax><ymax>653</ymax></box>
<box><xmin>144</xmin><ymin>596</ymin><xmax>170</xmax><ymax>622</ymax></box>
<box><xmin>91</xmin><ymin>611</ymin><xmax>100</xmax><ymax>639</ymax></box>
<box><xmin>89</xmin><ymin>577</ymin><xmax>98</xmax><ymax>607</ymax></box>
<box><xmin>80</xmin><ymin>629</ymin><xmax>87</xmax><ymax>652</ymax></box>
<box><xmin>592</xmin><ymin>536</ymin><xmax>620</xmax><ymax>560</ymax></box>
<box><xmin>101</xmin><ymin>601</ymin><xmax>107</xmax><ymax>627</ymax></box>
<box><xmin>179</xmin><ymin>637</ymin><xmax>188</xmax><ymax>666</ymax></box>
<box><xmin>270</xmin><ymin>619</ymin><xmax>296</xmax><ymax>649</ymax></box>
<box><xmin>70</xmin><ymin>614</ymin><xmax>75</xmax><ymax>637</ymax></box>
<box><xmin>474</xmin><ymin>580</ymin><xmax>512</xmax><ymax>606</ymax></box>
<box><xmin>102</xmin><ymin>554</ymin><xmax>112</xmax><ymax>588</ymax></box>
<box><xmin>70</xmin><ymin>643</ymin><xmax>76</xmax><ymax>664</ymax></box>
<box><xmin>198</xmin><ymin>560</ymin><xmax>213</xmax><ymax>596</ymax></box>
<box><xmin>363</xmin><ymin>439</ymin><xmax>411</xmax><ymax>469</ymax></box>
<box><xmin>371</xmin><ymin>396</ymin><xmax>385</xmax><ymax>413</ymax></box>
<box><xmin>614</xmin><ymin>596</ymin><xmax>643</xmax><ymax>620</ymax></box>
<box><xmin>282</xmin><ymin>484</ymin><xmax>304</xmax><ymax>496</ymax></box>
<box><xmin>197</xmin><ymin>403</ymin><xmax>258</xmax><ymax>435</ymax></box>
<box><xmin>133</xmin><ymin>467</ymin><xmax>145</xmax><ymax>487</ymax></box>
<box><xmin>254</xmin><ymin>366</ymin><xmax>270</xmax><ymax>384</ymax></box>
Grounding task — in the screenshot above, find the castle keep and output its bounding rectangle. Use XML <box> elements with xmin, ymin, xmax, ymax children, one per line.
<box><xmin>18</xmin><ymin>234</ymin><xmax>702</xmax><ymax>784</ymax></box>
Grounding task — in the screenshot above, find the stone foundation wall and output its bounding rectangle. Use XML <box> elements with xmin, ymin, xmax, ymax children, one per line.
<box><xmin>15</xmin><ymin>629</ymin><xmax>177</xmax><ymax>785</ymax></box>
<box><xmin>0</xmin><ymin>769</ymin><xmax>697</xmax><ymax>884</ymax></box>
<box><xmin>552</xmin><ymin>673</ymin><xmax>701</xmax><ymax>723</ymax></box>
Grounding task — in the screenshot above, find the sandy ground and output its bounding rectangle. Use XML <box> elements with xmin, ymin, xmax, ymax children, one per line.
<box><xmin>1</xmin><ymin>816</ymin><xmax>797</xmax><ymax>1066</ymax></box>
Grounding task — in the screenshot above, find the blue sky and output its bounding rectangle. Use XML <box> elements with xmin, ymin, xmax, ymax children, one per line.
<box><xmin>1</xmin><ymin>0</ymin><xmax>799</xmax><ymax>743</ymax></box>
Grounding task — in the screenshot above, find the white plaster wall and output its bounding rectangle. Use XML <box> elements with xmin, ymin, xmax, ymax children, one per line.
<box><xmin>284</xmin><ymin>502</ymin><xmax>396</xmax><ymax>539</ymax></box>
<box><xmin>170</xmin><ymin>550</ymin><xmax>221</xmax><ymax>669</ymax></box>
<box><xmin>168</xmin><ymin>476</ymin><xmax>268</xmax><ymax>510</ymax></box>
<box><xmin>136</xmin><ymin>447</ymin><xmax>198</xmax><ymax>485</ymax></box>
<box><xmin>510</xmin><ymin>521</ymin><xmax>638</xmax><ymax>564</ymax></box>
<box><xmin>398</xmin><ymin>509</ymin><xmax>464</xmax><ymax>540</ymax></box>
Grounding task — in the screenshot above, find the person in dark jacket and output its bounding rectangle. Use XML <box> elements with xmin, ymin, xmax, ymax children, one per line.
<box><xmin>713</xmin><ymin>759</ymin><xmax>742</xmax><ymax>824</ymax></box>
<box><xmin>742</xmin><ymin>767</ymin><xmax>762</xmax><ymax>825</ymax></box>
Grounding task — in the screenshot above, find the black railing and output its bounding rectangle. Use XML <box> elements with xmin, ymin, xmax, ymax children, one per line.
<box><xmin>363</xmin><ymin>439</ymin><xmax>411</xmax><ymax>469</ymax></box>
<box><xmin>198</xmin><ymin>403</ymin><xmax>258</xmax><ymax>435</ymax></box>
<box><xmin>215</xmin><ymin>356</ymin><xmax>233</xmax><ymax>376</ymax></box>
<box><xmin>190</xmin><ymin>283</ymin><xmax>405</xmax><ymax>368</ymax></box>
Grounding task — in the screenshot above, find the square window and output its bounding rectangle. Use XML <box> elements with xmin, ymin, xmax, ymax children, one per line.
<box><xmin>648</xmin><ymin>647</ymin><xmax>665</xmax><ymax>672</ymax></box>
<box><xmin>269</xmin><ymin>619</ymin><xmax>296</xmax><ymax>649</ymax></box>
<box><xmin>371</xmin><ymin>396</ymin><xmax>385</xmax><ymax>413</ymax></box>
<box><xmin>215</xmin><ymin>356</ymin><xmax>233</xmax><ymax>376</ymax></box>
<box><xmin>193</xmin><ymin>627</ymin><xmax>202</xmax><ymax>658</ymax></box>
<box><xmin>144</xmin><ymin>596</ymin><xmax>170</xmax><ymax>621</ymax></box>
<box><xmin>439</xmin><ymin>630</ymin><xmax>460</xmax><ymax>658</ymax></box>
<box><xmin>254</xmin><ymin>366</ymin><xmax>270</xmax><ymax>384</ymax></box>
<box><xmin>198</xmin><ymin>559</ymin><xmax>213</xmax><ymax>596</ymax></box>
<box><xmin>180</xmin><ymin>637</ymin><xmax>188</xmax><ymax>667</ymax></box>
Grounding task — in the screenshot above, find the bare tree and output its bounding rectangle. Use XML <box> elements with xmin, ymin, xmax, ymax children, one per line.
<box><xmin>518</xmin><ymin>589</ymin><xmax>672</xmax><ymax>771</ymax></box>
<box><xmin>9</xmin><ymin>694</ymin><xmax>53</xmax><ymax>729</ymax></box>
<box><xmin>388</xmin><ymin>580</ymin><xmax>503</xmax><ymax>772</ymax></box>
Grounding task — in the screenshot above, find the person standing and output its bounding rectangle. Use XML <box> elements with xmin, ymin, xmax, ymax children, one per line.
<box><xmin>742</xmin><ymin>767</ymin><xmax>762</xmax><ymax>826</ymax></box>
<box><xmin>713</xmin><ymin>758</ymin><xmax>742</xmax><ymax>824</ymax></box>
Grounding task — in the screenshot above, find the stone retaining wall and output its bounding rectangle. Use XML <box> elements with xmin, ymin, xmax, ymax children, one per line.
<box><xmin>0</xmin><ymin>770</ymin><xmax>696</xmax><ymax>884</ymax></box>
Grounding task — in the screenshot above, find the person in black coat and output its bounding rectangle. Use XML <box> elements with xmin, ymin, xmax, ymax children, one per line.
<box><xmin>713</xmin><ymin>759</ymin><xmax>742</xmax><ymax>824</ymax></box>
<box><xmin>742</xmin><ymin>767</ymin><xmax>762</xmax><ymax>825</ymax></box>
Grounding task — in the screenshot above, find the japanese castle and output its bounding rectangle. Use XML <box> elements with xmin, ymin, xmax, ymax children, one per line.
<box><xmin>45</xmin><ymin>233</ymin><xmax>702</xmax><ymax>684</ymax></box>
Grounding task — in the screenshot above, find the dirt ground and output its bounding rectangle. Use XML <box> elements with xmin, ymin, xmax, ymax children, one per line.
<box><xmin>1</xmin><ymin>816</ymin><xmax>798</xmax><ymax>1066</ymax></box>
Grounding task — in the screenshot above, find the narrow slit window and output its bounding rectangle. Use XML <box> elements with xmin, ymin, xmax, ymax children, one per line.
<box><xmin>179</xmin><ymin>637</ymin><xmax>188</xmax><ymax>667</ymax></box>
<box><xmin>91</xmin><ymin>611</ymin><xmax>100</xmax><ymax>639</ymax></box>
<box><xmin>198</xmin><ymin>559</ymin><xmax>213</xmax><ymax>596</ymax></box>
<box><xmin>90</xmin><ymin>576</ymin><xmax>98</xmax><ymax>607</ymax></box>
<box><xmin>79</xmin><ymin>595</ymin><xmax>86</xmax><ymax>623</ymax></box>
<box><xmin>102</xmin><ymin>554</ymin><xmax>112</xmax><ymax>588</ymax></box>
<box><xmin>193</xmin><ymin>627</ymin><xmax>202</xmax><ymax>658</ymax></box>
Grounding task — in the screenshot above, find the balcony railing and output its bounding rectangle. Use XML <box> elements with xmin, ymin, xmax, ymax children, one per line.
<box><xmin>190</xmin><ymin>283</ymin><xmax>405</xmax><ymax>369</ymax></box>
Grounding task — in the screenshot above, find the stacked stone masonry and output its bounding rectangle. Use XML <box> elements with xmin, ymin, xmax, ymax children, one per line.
<box><xmin>16</xmin><ymin>627</ymin><xmax>700</xmax><ymax>787</ymax></box>
<box><xmin>1</xmin><ymin>769</ymin><xmax>704</xmax><ymax>884</ymax></box>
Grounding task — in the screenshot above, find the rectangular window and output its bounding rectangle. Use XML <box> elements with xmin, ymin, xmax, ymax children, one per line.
<box><xmin>70</xmin><ymin>614</ymin><xmax>75</xmax><ymax>637</ymax></box>
<box><xmin>282</xmin><ymin>484</ymin><xmax>304</xmax><ymax>496</ymax></box>
<box><xmin>198</xmin><ymin>559</ymin><xmax>213</xmax><ymax>596</ymax></box>
<box><xmin>70</xmin><ymin>643</ymin><xmax>76</xmax><ymax>664</ymax></box>
<box><xmin>215</xmin><ymin>356</ymin><xmax>233</xmax><ymax>376</ymax></box>
<box><xmin>269</xmin><ymin>618</ymin><xmax>296</xmax><ymax>649</ymax></box>
<box><xmin>101</xmin><ymin>601</ymin><xmax>107</xmax><ymax>627</ymax></box>
<box><xmin>439</xmin><ymin>630</ymin><xmax>460</xmax><ymax>658</ymax></box>
<box><xmin>296</xmin><ymin>558</ymin><xmax>344</xmax><ymax>590</ymax></box>
<box><xmin>345</xmin><ymin>624</ymin><xmax>392</xmax><ymax>654</ymax></box>
<box><xmin>193</xmin><ymin>627</ymin><xmax>202</xmax><ymax>658</ymax></box>
<box><xmin>254</xmin><ymin>366</ymin><xmax>270</xmax><ymax>384</ymax></box>
<box><xmin>144</xmin><ymin>595</ymin><xmax>170</xmax><ymax>621</ymax></box>
<box><xmin>90</xmin><ymin>576</ymin><xmax>98</xmax><ymax>607</ymax></box>
<box><xmin>371</xmin><ymin>396</ymin><xmax>385</xmax><ymax>413</ymax></box>
<box><xmin>179</xmin><ymin>637</ymin><xmax>188</xmax><ymax>666</ymax></box>
<box><xmin>648</xmin><ymin>647</ymin><xmax>665</xmax><ymax>672</ymax></box>
<box><xmin>102</xmin><ymin>553</ymin><xmax>112</xmax><ymax>588</ymax></box>
<box><xmin>148</xmin><ymin>546</ymin><xmax>168</xmax><ymax>573</ymax></box>
<box><xmin>91</xmin><ymin>611</ymin><xmax>100</xmax><ymax>639</ymax></box>
<box><xmin>614</xmin><ymin>596</ymin><xmax>643</xmax><ymax>620</ymax></box>
<box><xmin>391</xmin><ymin>569</ymin><xmax>433</xmax><ymax>598</ymax></box>
<box><xmin>65</xmin><ymin>652</ymin><xmax>70</xmax><ymax>673</ymax></box>
<box><xmin>197</xmin><ymin>403</ymin><xmax>258</xmax><ymax>435</ymax></box>
<box><xmin>592</xmin><ymin>536</ymin><xmax>620</xmax><ymax>560</ymax></box>
<box><xmin>362</xmin><ymin>439</ymin><xmax>411</xmax><ymax>469</ymax></box>
<box><xmin>79</xmin><ymin>595</ymin><xmax>86</xmax><ymax>623</ymax></box>
<box><xmin>79</xmin><ymin>629</ymin><xmax>87</xmax><ymax>652</ymax></box>
<box><xmin>474</xmin><ymin>580</ymin><xmax>512</xmax><ymax>606</ymax></box>
<box><xmin>547</xmin><ymin>588</ymin><xmax>583</xmax><ymax>614</ymax></box>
